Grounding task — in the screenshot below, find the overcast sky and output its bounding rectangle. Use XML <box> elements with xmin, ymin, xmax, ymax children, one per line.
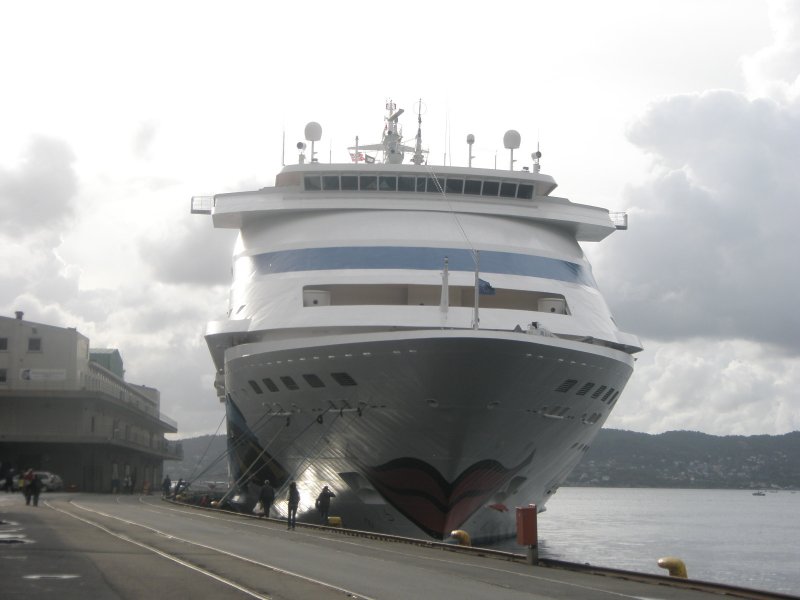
<box><xmin>2</xmin><ymin>0</ymin><xmax>798</xmax><ymax>437</ymax></box>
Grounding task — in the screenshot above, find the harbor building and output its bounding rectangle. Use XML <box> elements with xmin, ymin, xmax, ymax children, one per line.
<box><xmin>0</xmin><ymin>312</ymin><xmax>181</xmax><ymax>493</ymax></box>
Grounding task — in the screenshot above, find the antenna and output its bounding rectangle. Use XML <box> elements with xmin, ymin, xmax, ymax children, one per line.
<box><xmin>532</xmin><ymin>142</ymin><xmax>542</xmax><ymax>173</ymax></box>
<box><xmin>503</xmin><ymin>130</ymin><xmax>521</xmax><ymax>171</ymax></box>
<box><xmin>304</xmin><ymin>122</ymin><xmax>322</xmax><ymax>163</ymax></box>
<box><xmin>466</xmin><ymin>134</ymin><xmax>475</xmax><ymax>168</ymax></box>
<box><xmin>411</xmin><ymin>98</ymin><xmax>426</xmax><ymax>166</ymax></box>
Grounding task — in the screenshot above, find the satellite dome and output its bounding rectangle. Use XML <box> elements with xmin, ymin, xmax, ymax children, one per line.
<box><xmin>466</xmin><ymin>134</ymin><xmax>475</xmax><ymax>144</ymax></box>
<box><xmin>304</xmin><ymin>122</ymin><xmax>322</xmax><ymax>142</ymax></box>
<box><xmin>503</xmin><ymin>130</ymin><xmax>521</xmax><ymax>149</ymax></box>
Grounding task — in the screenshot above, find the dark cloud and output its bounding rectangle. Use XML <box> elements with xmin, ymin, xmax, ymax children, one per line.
<box><xmin>0</xmin><ymin>137</ymin><xmax>78</xmax><ymax>237</ymax></box>
<box><xmin>597</xmin><ymin>90</ymin><xmax>800</xmax><ymax>355</ymax></box>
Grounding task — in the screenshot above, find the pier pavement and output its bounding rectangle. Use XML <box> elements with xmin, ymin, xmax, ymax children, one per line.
<box><xmin>1</xmin><ymin>493</ymin><xmax>795</xmax><ymax>600</ymax></box>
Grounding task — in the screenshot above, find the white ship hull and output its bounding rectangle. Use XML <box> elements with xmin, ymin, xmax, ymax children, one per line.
<box><xmin>224</xmin><ymin>329</ymin><xmax>633</xmax><ymax>542</ymax></box>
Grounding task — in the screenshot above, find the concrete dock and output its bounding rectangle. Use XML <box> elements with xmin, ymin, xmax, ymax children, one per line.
<box><xmin>2</xmin><ymin>493</ymin><xmax>796</xmax><ymax>600</ymax></box>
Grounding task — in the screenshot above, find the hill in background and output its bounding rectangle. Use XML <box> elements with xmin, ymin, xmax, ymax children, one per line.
<box><xmin>167</xmin><ymin>429</ymin><xmax>800</xmax><ymax>490</ymax></box>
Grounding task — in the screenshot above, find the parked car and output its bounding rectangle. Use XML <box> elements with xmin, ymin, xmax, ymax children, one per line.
<box><xmin>34</xmin><ymin>471</ymin><xmax>63</xmax><ymax>491</ymax></box>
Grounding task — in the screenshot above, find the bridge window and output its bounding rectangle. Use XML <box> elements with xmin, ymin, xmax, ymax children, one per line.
<box><xmin>303</xmin><ymin>374</ymin><xmax>325</xmax><ymax>388</ymax></box>
<box><xmin>500</xmin><ymin>182</ymin><xmax>517</xmax><ymax>198</ymax></box>
<box><xmin>445</xmin><ymin>178</ymin><xmax>464</xmax><ymax>194</ymax></box>
<box><xmin>322</xmin><ymin>175</ymin><xmax>340</xmax><ymax>190</ymax></box>
<box><xmin>331</xmin><ymin>372</ymin><xmax>357</xmax><ymax>386</ymax></box>
<box><xmin>341</xmin><ymin>175</ymin><xmax>358</xmax><ymax>190</ymax></box>
<box><xmin>482</xmin><ymin>181</ymin><xmax>499</xmax><ymax>196</ymax></box>
<box><xmin>398</xmin><ymin>176</ymin><xmax>415</xmax><ymax>191</ymax></box>
<box><xmin>379</xmin><ymin>176</ymin><xmax>397</xmax><ymax>191</ymax></box>
<box><xmin>280</xmin><ymin>376</ymin><xmax>300</xmax><ymax>391</ymax></box>
<box><xmin>304</xmin><ymin>175</ymin><xmax>322</xmax><ymax>190</ymax></box>
<box><xmin>262</xmin><ymin>378</ymin><xmax>279</xmax><ymax>392</ymax></box>
<box><xmin>517</xmin><ymin>184</ymin><xmax>534</xmax><ymax>199</ymax></box>
<box><xmin>359</xmin><ymin>176</ymin><xmax>377</xmax><ymax>191</ymax></box>
<box><xmin>248</xmin><ymin>380</ymin><xmax>263</xmax><ymax>394</ymax></box>
<box><xmin>464</xmin><ymin>180</ymin><xmax>481</xmax><ymax>195</ymax></box>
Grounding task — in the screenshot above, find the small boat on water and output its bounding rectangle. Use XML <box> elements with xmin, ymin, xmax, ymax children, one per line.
<box><xmin>752</xmin><ymin>490</ymin><xmax>766</xmax><ymax>496</ymax></box>
<box><xmin>192</xmin><ymin>100</ymin><xmax>642</xmax><ymax>543</ymax></box>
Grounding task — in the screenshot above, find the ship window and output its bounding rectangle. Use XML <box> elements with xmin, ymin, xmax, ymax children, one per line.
<box><xmin>304</xmin><ymin>175</ymin><xmax>322</xmax><ymax>191</ymax></box>
<box><xmin>576</xmin><ymin>383</ymin><xmax>595</xmax><ymax>396</ymax></box>
<box><xmin>341</xmin><ymin>175</ymin><xmax>358</xmax><ymax>190</ymax></box>
<box><xmin>517</xmin><ymin>184</ymin><xmax>534</xmax><ymax>199</ymax></box>
<box><xmin>379</xmin><ymin>176</ymin><xmax>397</xmax><ymax>191</ymax></box>
<box><xmin>445</xmin><ymin>178</ymin><xmax>464</xmax><ymax>194</ymax></box>
<box><xmin>331</xmin><ymin>372</ymin><xmax>357</xmax><ymax>386</ymax></box>
<box><xmin>248</xmin><ymin>380</ymin><xmax>263</xmax><ymax>394</ymax></box>
<box><xmin>280</xmin><ymin>376</ymin><xmax>300</xmax><ymax>391</ymax></box>
<box><xmin>500</xmin><ymin>182</ymin><xmax>517</xmax><ymax>197</ymax></box>
<box><xmin>262</xmin><ymin>378</ymin><xmax>279</xmax><ymax>392</ymax></box>
<box><xmin>0</xmin><ymin>337</ymin><xmax>7</xmax><ymax>351</ymax></box>
<box><xmin>482</xmin><ymin>181</ymin><xmax>499</xmax><ymax>196</ymax></box>
<box><xmin>398</xmin><ymin>176</ymin><xmax>415</xmax><ymax>191</ymax></box>
<box><xmin>591</xmin><ymin>385</ymin><xmax>607</xmax><ymax>399</ymax></box>
<box><xmin>602</xmin><ymin>388</ymin><xmax>615</xmax><ymax>402</ymax></box>
<box><xmin>28</xmin><ymin>338</ymin><xmax>42</xmax><ymax>352</ymax></box>
<box><xmin>555</xmin><ymin>379</ymin><xmax>578</xmax><ymax>393</ymax></box>
<box><xmin>415</xmin><ymin>177</ymin><xmax>426</xmax><ymax>192</ymax></box>
<box><xmin>0</xmin><ymin>369</ymin><xmax>6</xmax><ymax>383</ymax></box>
<box><xmin>609</xmin><ymin>391</ymin><xmax>620</xmax><ymax>405</ymax></box>
<box><xmin>464</xmin><ymin>180</ymin><xmax>481</xmax><ymax>195</ymax></box>
<box><xmin>302</xmin><ymin>374</ymin><xmax>325</xmax><ymax>388</ymax></box>
<box><xmin>426</xmin><ymin>177</ymin><xmax>443</xmax><ymax>193</ymax></box>
<box><xmin>322</xmin><ymin>175</ymin><xmax>340</xmax><ymax>190</ymax></box>
<box><xmin>359</xmin><ymin>176</ymin><xmax>378</xmax><ymax>191</ymax></box>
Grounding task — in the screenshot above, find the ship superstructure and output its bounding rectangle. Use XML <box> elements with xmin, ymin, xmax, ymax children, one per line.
<box><xmin>191</xmin><ymin>101</ymin><xmax>641</xmax><ymax>542</ymax></box>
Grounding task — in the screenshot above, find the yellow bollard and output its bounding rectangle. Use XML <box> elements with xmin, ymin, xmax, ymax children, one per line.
<box><xmin>448</xmin><ymin>530</ymin><xmax>472</xmax><ymax>546</ymax></box>
<box><xmin>657</xmin><ymin>556</ymin><xmax>688</xmax><ymax>578</ymax></box>
<box><xmin>327</xmin><ymin>516</ymin><xmax>342</xmax><ymax>527</ymax></box>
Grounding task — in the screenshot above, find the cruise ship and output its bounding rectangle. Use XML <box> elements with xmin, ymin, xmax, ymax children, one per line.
<box><xmin>191</xmin><ymin>101</ymin><xmax>642</xmax><ymax>543</ymax></box>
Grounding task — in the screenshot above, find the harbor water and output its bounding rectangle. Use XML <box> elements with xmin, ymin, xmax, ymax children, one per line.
<box><xmin>490</xmin><ymin>487</ymin><xmax>800</xmax><ymax>596</ymax></box>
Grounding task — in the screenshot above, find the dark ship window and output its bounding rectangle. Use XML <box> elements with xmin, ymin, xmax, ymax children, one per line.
<box><xmin>609</xmin><ymin>390</ymin><xmax>620</xmax><ymax>404</ymax></box>
<box><xmin>464</xmin><ymin>180</ymin><xmax>482</xmax><ymax>195</ymax></box>
<box><xmin>359</xmin><ymin>176</ymin><xmax>378</xmax><ymax>190</ymax></box>
<box><xmin>500</xmin><ymin>182</ymin><xmax>517</xmax><ymax>197</ymax></box>
<box><xmin>445</xmin><ymin>178</ymin><xmax>464</xmax><ymax>194</ymax></box>
<box><xmin>341</xmin><ymin>175</ymin><xmax>358</xmax><ymax>190</ymax></box>
<box><xmin>481</xmin><ymin>181</ymin><xmax>499</xmax><ymax>196</ymax></box>
<box><xmin>398</xmin><ymin>176</ymin><xmax>415</xmax><ymax>191</ymax></box>
<box><xmin>331</xmin><ymin>372</ymin><xmax>357</xmax><ymax>386</ymax></box>
<box><xmin>280</xmin><ymin>376</ymin><xmax>300</xmax><ymax>391</ymax></box>
<box><xmin>303</xmin><ymin>374</ymin><xmax>325</xmax><ymax>388</ymax></box>
<box><xmin>304</xmin><ymin>176</ymin><xmax>322</xmax><ymax>190</ymax></box>
<box><xmin>379</xmin><ymin>176</ymin><xmax>397</xmax><ymax>191</ymax></box>
<box><xmin>517</xmin><ymin>184</ymin><xmax>534</xmax><ymax>199</ymax></box>
<box><xmin>602</xmin><ymin>388</ymin><xmax>615</xmax><ymax>402</ymax></box>
<box><xmin>322</xmin><ymin>176</ymin><xmax>340</xmax><ymax>190</ymax></box>
<box><xmin>555</xmin><ymin>379</ymin><xmax>578</xmax><ymax>393</ymax></box>
<box><xmin>248</xmin><ymin>380</ymin><xmax>263</xmax><ymax>394</ymax></box>
<box><xmin>591</xmin><ymin>385</ymin><xmax>607</xmax><ymax>399</ymax></box>
<box><xmin>576</xmin><ymin>382</ymin><xmax>595</xmax><ymax>396</ymax></box>
<box><xmin>262</xmin><ymin>378</ymin><xmax>279</xmax><ymax>392</ymax></box>
<box><xmin>426</xmin><ymin>177</ymin><xmax>443</xmax><ymax>193</ymax></box>
<box><xmin>415</xmin><ymin>177</ymin><xmax>426</xmax><ymax>192</ymax></box>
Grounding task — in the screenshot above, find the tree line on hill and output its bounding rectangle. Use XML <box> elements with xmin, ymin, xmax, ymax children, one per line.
<box><xmin>169</xmin><ymin>429</ymin><xmax>800</xmax><ymax>490</ymax></box>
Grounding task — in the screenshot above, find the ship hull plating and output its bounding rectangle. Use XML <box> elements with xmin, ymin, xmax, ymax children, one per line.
<box><xmin>224</xmin><ymin>330</ymin><xmax>633</xmax><ymax>543</ymax></box>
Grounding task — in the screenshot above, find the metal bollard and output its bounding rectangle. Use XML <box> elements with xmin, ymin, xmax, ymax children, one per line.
<box><xmin>657</xmin><ymin>556</ymin><xmax>688</xmax><ymax>578</ymax></box>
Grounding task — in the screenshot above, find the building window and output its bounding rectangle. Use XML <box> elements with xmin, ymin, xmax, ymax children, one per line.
<box><xmin>28</xmin><ymin>338</ymin><xmax>42</xmax><ymax>352</ymax></box>
<box><xmin>0</xmin><ymin>337</ymin><xmax>7</xmax><ymax>351</ymax></box>
<box><xmin>0</xmin><ymin>369</ymin><xmax>6</xmax><ymax>383</ymax></box>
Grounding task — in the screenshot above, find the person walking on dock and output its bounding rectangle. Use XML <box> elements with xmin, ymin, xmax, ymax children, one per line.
<box><xmin>287</xmin><ymin>481</ymin><xmax>300</xmax><ymax>530</ymax></box>
<box><xmin>161</xmin><ymin>475</ymin><xmax>171</xmax><ymax>498</ymax></box>
<box><xmin>315</xmin><ymin>485</ymin><xmax>336</xmax><ymax>525</ymax></box>
<box><xmin>258</xmin><ymin>479</ymin><xmax>275</xmax><ymax>518</ymax></box>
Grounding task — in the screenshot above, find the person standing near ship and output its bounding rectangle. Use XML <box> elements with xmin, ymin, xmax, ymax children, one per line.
<box><xmin>315</xmin><ymin>485</ymin><xmax>335</xmax><ymax>525</ymax></box>
<box><xmin>287</xmin><ymin>481</ymin><xmax>300</xmax><ymax>530</ymax></box>
<box><xmin>258</xmin><ymin>479</ymin><xmax>275</xmax><ymax>518</ymax></box>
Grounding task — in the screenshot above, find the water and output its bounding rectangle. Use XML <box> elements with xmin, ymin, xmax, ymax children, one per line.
<box><xmin>489</xmin><ymin>487</ymin><xmax>800</xmax><ymax>596</ymax></box>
